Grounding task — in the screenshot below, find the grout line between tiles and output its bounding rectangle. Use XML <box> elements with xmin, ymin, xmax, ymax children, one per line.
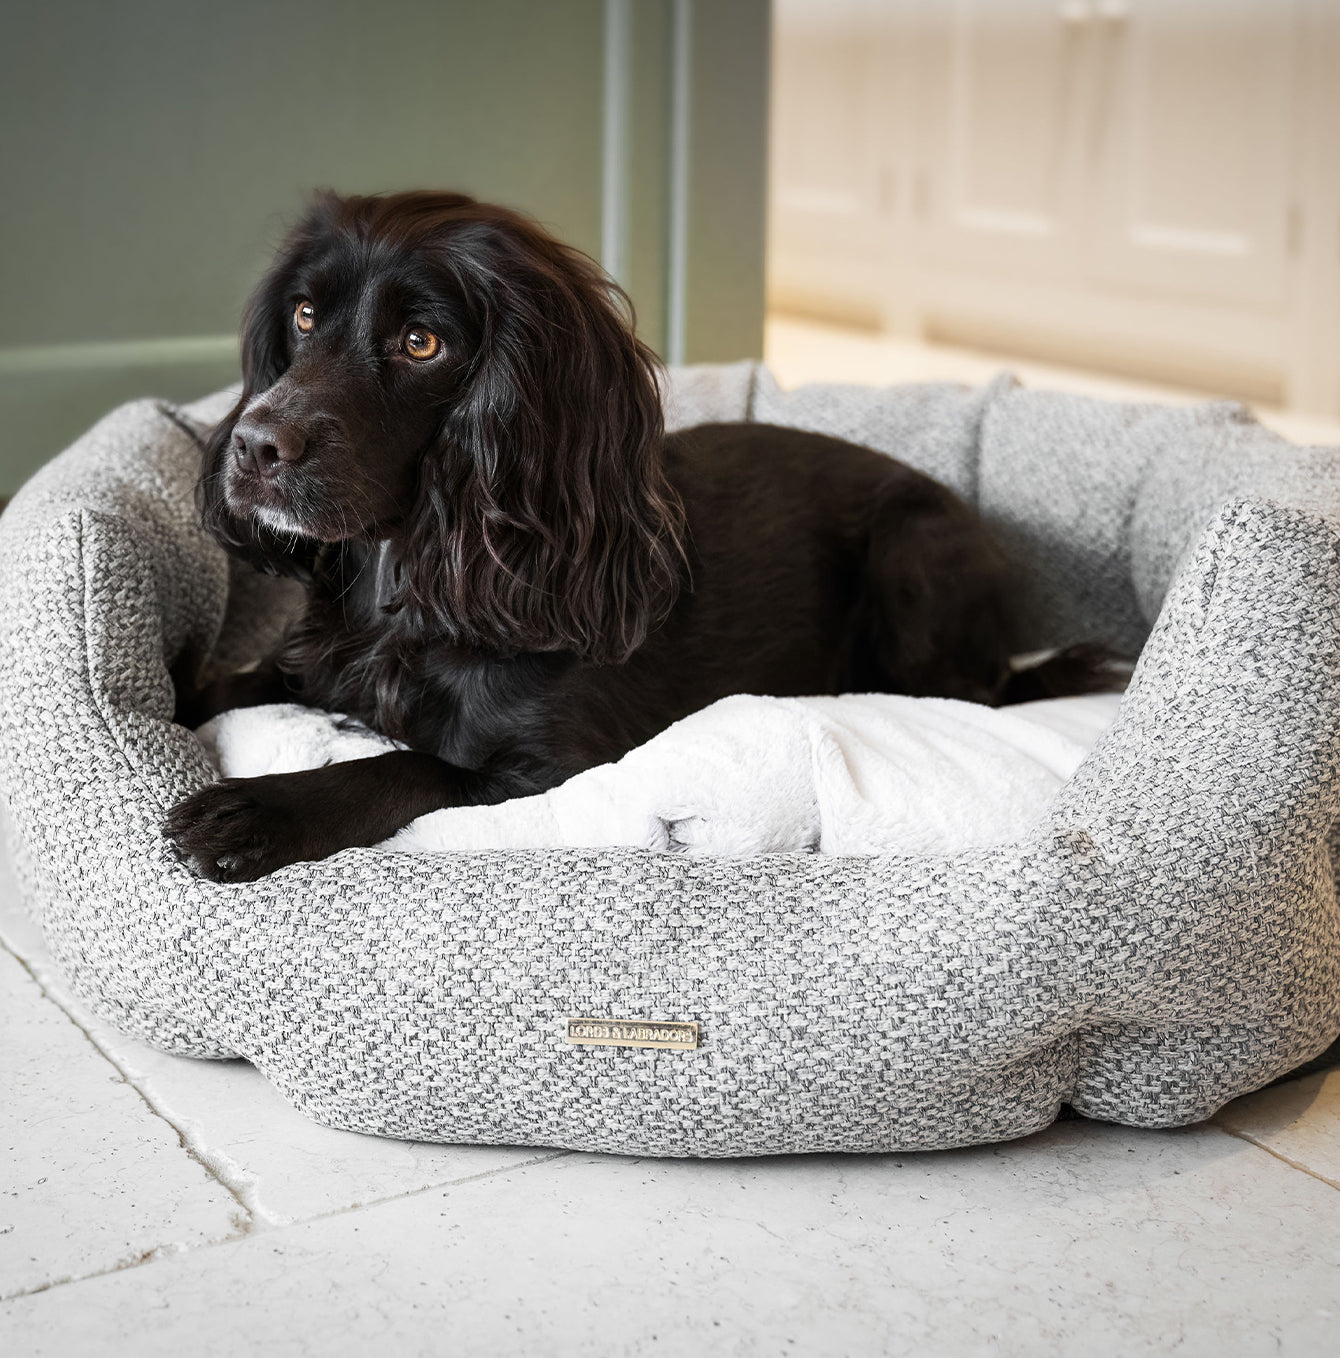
<box><xmin>287</xmin><ymin>1146</ymin><xmax>578</xmax><ymax>1230</ymax></box>
<box><xmin>1</xmin><ymin>1146</ymin><xmax>576</xmax><ymax>1303</ymax></box>
<box><xmin>2</xmin><ymin>1241</ymin><xmax>216</xmax><ymax>1305</ymax></box>
<box><xmin>4</xmin><ymin>931</ymin><xmax>581</xmax><ymax>1237</ymax></box>
<box><xmin>1</xmin><ymin>935</ymin><xmax>259</xmax><ymax>1226</ymax></box>
<box><xmin>1213</xmin><ymin>1121</ymin><xmax>1340</xmax><ymax>1193</ymax></box>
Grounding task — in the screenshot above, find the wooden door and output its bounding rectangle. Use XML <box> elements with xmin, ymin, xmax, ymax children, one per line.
<box><xmin>768</xmin><ymin>0</ymin><xmax>897</xmax><ymax>324</ymax></box>
<box><xmin>1085</xmin><ymin>0</ymin><xmax>1298</xmax><ymax>309</ymax></box>
<box><xmin>916</xmin><ymin>0</ymin><xmax>1096</xmax><ymax>280</ymax></box>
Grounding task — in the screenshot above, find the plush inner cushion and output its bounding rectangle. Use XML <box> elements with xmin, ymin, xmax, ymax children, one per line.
<box><xmin>198</xmin><ymin>691</ymin><xmax>1124</xmax><ymax>857</ymax></box>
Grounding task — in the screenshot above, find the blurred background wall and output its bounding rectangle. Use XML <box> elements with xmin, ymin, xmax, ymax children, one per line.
<box><xmin>0</xmin><ymin>0</ymin><xmax>769</xmax><ymax>493</ymax></box>
<box><xmin>9</xmin><ymin>0</ymin><xmax>1339</xmax><ymax>499</ymax></box>
<box><xmin>769</xmin><ymin>0</ymin><xmax>1340</xmax><ymax>418</ymax></box>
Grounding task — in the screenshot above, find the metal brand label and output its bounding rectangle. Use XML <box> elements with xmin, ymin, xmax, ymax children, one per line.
<box><xmin>565</xmin><ymin>1018</ymin><xmax>699</xmax><ymax>1051</ymax></box>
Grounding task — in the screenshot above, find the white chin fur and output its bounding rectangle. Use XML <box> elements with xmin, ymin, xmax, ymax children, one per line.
<box><xmin>251</xmin><ymin>502</ymin><xmax>310</xmax><ymax>538</ymax></box>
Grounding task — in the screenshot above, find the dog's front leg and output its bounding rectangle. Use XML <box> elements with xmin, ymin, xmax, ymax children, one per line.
<box><xmin>163</xmin><ymin>750</ymin><xmax>493</xmax><ymax>882</ymax></box>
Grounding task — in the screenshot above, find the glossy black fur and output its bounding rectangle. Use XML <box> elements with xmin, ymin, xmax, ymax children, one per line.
<box><xmin>166</xmin><ymin>190</ymin><xmax>1098</xmax><ymax>881</ymax></box>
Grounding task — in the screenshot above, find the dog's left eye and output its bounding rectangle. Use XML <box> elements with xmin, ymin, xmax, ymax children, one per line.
<box><xmin>402</xmin><ymin>328</ymin><xmax>441</xmax><ymax>361</ymax></box>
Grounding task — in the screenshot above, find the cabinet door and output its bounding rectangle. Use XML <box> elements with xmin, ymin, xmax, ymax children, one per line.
<box><xmin>917</xmin><ymin>0</ymin><xmax>1095</xmax><ymax>278</ymax></box>
<box><xmin>768</xmin><ymin>0</ymin><xmax>895</xmax><ymax>322</ymax></box>
<box><xmin>1086</xmin><ymin>0</ymin><xmax>1298</xmax><ymax>308</ymax></box>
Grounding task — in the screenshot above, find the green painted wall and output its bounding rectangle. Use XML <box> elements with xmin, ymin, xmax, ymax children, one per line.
<box><xmin>682</xmin><ymin>0</ymin><xmax>771</xmax><ymax>364</ymax></box>
<box><xmin>0</xmin><ymin>0</ymin><xmax>769</xmax><ymax>494</ymax></box>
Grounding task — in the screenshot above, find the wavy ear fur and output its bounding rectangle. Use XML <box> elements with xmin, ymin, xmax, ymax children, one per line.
<box><xmin>390</xmin><ymin>205</ymin><xmax>685</xmax><ymax>664</ymax></box>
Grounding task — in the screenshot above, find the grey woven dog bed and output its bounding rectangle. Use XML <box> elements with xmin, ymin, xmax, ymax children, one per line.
<box><xmin>2</xmin><ymin>363</ymin><xmax>1339</xmax><ymax>1155</ymax></box>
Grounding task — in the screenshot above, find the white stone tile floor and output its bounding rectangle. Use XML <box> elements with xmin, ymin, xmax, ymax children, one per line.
<box><xmin>4</xmin><ymin>329</ymin><xmax>1340</xmax><ymax>1354</ymax></box>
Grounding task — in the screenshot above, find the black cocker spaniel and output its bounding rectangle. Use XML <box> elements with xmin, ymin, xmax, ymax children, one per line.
<box><xmin>166</xmin><ymin>190</ymin><xmax>1104</xmax><ymax>881</ymax></box>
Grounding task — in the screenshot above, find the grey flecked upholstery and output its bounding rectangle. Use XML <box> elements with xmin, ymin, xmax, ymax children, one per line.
<box><xmin>2</xmin><ymin>364</ymin><xmax>1339</xmax><ymax>1155</ymax></box>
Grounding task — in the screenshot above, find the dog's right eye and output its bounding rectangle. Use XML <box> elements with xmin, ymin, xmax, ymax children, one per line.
<box><xmin>294</xmin><ymin>300</ymin><xmax>316</xmax><ymax>334</ymax></box>
<box><xmin>402</xmin><ymin>328</ymin><xmax>441</xmax><ymax>361</ymax></box>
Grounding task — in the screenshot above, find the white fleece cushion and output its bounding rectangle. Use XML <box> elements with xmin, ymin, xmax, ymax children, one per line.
<box><xmin>197</xmin><ymin>692</ymin><xmax>1123</xmax><ymax>857</ymax></box>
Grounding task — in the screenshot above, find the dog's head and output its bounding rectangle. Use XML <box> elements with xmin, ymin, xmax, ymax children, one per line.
<box><xmin>202</xmin><ymin>190</ymin><xmax>683</xmax><ymax>663</ymax></box>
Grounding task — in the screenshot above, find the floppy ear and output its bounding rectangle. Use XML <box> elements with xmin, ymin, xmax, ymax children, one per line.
<box><xmin>391</xmin><ymin>215</ymin><xmax>685</xmax><ymax>663</ymax></box>
<box><xmin>196</xmin><ymin>205</ymin><xmax>334</xmax><ymax>579</ymax></box>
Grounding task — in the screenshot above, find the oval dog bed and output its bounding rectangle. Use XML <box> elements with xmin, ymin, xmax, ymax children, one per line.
<box><xmin>2</xmin><ymin>363</ymin><xmax>1339</xmax><ymax>1155</ymax></box>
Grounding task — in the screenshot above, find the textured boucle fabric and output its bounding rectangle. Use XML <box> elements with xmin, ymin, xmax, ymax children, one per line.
<box><xmin>1</xmin><ymin>365</ymin><xmax>1339</xmax><ymax>1155</ymax></box>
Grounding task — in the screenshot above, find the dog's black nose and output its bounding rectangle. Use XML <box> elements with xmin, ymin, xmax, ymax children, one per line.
<box><xmin>232</xmin><ymin>416</ymin><xmax>306</xmax><ymax>476</ymax></box>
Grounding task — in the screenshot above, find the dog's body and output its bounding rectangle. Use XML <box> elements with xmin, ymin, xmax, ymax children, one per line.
<box><xmin>227</xmin><ymin>423</ymin><xmax>1012</xmax><ymax>779</ymax></box>
<box><xmin>166</xmin><ymin>191</ymin><xmax>1096</xmax><ymax>881</ymax></box>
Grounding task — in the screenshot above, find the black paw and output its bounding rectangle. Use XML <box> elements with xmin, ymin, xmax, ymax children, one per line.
<box><xmin>163</xmin><ymin>776</ymin><xmax>312</xmax><ymax>883</ymax></box>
